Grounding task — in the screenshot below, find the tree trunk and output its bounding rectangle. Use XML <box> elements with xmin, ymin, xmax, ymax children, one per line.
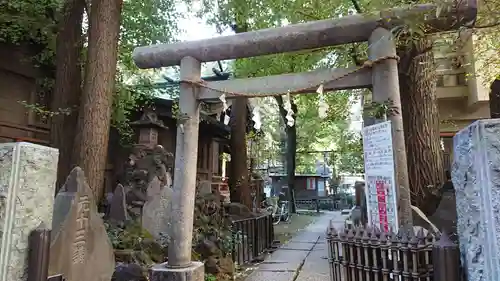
<box><xmin>229</xmin><ymin>98</ymin><xmax>252</xmax><ymax>208</ymax></box>
<box><xmin>398</xmin><ymin>37</ymin><xmax>444</xmax><ymax>216</ymax></box>
<box><xmin>73</xmin><ymin>0</ymin><xmax>123</xmax><ymax>202</ymax></box>
<box><xmin>276</xmin><ymin>96</ymin><xmax>297</xmax><ymax>213</ymax></box>
<box><xmin>51</xmin><ymin>0</ymin><xmax>85</xmax><ymax>192</ymax></box>
<box><xmin>228</xmin><ymin>23</ymin><xmax>252</xmax><ymax>209</ymax></box>
<box><xmin>489</xmin><ymin>79</ymin><xmax>500</xmax><ymax>118</ymax></box>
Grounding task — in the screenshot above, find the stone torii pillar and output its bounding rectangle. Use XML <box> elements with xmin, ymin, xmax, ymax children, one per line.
<box><xmin>368</xmin><ymin>27</ymin><xmax>413</xmax><ymax>228</ymax></box>
<box><xmin>147</xmin><ymin>56</ymin><xmax>205</xmax><ymax>281</ymax></box>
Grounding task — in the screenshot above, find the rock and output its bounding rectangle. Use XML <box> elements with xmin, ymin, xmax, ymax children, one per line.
<box><xmin>109</xmin><ymin>184</ymin><xmax>130</xmax><ymax>225</ymax></box>
<box><xmin>225</xmin><ymin>202</ymin><xmax>255</xmax><ymax>219</ymax></box>
<box><xmin>146</xmin><ymin>177</ymin><xmax>162</xmax><ymax>199</ymax></box>
<box><xmin>112</xmin><ymin>263</ymin><xmax>148</xmax><ymax>281</ymax></box>
<box><xmin>49</xmin><ymin>167</ymin><xmax>115</xmax><ymax>281</ymax></box>
<box><xmin>142</xmin><ymin>176</ymin><xmax>173</xmax><ymax>241</ymax></box>
<box><xmin>218</xmin><ymin>256</ymin><xmax>234</xmax><ymax>275</ymax></box>
<box><xmin>428</xmin><ymin>189</ymin><xmax>457</xmax><ymax>240</ymax></box>
<box><xmin>198</xmin><ymin>180</ymin><xmax>213</xmax><ymax>195</ymax></box>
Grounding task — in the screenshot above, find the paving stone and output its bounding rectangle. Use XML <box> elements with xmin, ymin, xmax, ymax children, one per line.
<box><xmin>289</xmin><ymin>232</ymin><xmax>321</xmax><ymax>243</ymax></box>
<box><xmin>245</xmin><ymin>271</ymin><xmax>296</xmax><ymax>281</ymax></box>
<box><xmin>258</xmin><ymin>249</ymin><xmax>309</xmax><ymax>271</ymax></box>
<box><xmin>280</xmin><ymin>242</ymin><xmax>315</xmax><ymax>251</ymax></box>
<box><xmin>302</xmin><ymin>250</ymin><xmax>329</xmax><ymax>275</ymax></box>
<box><xmin>267</xmin><ymin>249</ymin><xmax>309</xmax><ymax>262</ymax></box>
<box><xmin>295</xmin><ymin>270</ymin><xmax>331</xmax><ymax>281</ymax></box>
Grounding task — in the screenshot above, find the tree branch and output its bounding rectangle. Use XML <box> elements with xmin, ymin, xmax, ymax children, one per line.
<box><xmin>349</xmin><ymin>0</ymin><xmax>364</xmax><ymax>67</ymax></box>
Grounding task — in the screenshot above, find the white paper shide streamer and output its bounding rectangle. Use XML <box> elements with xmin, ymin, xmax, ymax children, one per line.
<box><xmin>220</xmin><ymin>94</ymin><xmax>230</xmax><ymax>125</ymax></box>
<box><xmin>285</xmin><ymin>93</ymin><xmax>295</xmax><ymax>127</ymax></box>
<box><xmin>252</xmin><ymin>106</ymin><xmax>262</xmax><ymax>130</ymax></box>
<box><xmin>317</xmin><ymin>84</ymin><xmax>329</xmax><ymax>119</ymax></box>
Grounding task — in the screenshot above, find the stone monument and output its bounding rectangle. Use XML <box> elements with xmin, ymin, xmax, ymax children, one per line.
<box><xmin>0</xmin><ymin>142</ymin><xmax>58</xmax><ymax>281</ymax></box>
<box><xmin>108</xmin><ymin>184</ymin><xmax>130</xmax><ymax>225</ymax></box>
<box><xmin>142</xmin><ymin>176</ymin><xmax>173</xmax><ymax>241</ymax></box>
<box><xmin>452</xmin><ymin>119</ymin><xmax>500</xmax><ymax>281</ymax></box>
<box><xmin>49</xmin><ymin>167</ymin><xmax>115</xmax><ymax>281</ymax></box>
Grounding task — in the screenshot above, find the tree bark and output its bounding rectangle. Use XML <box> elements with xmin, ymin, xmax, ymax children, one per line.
<box><xmin>489</xmin><ymin>79</ymin><xmax>500</xmax><ymax>118</ymax></box>
<box><xmin>50</xmin><ymin>0</ymin><xmax>85</xmax><ymax>192</ymax></box>
<box><xmin>398</xmin><ymin>37</ymin><xmax>444</xmax><ymax>216</ymax></box>
<box><xmin>228</xmin><ymin>23</ymin><xmax>252</xmax><ymax>209</ymax></box>
<box><xmin>73</xmin><ymin>0</ymin><xmax>123</xmax><ymax>201</ymax></box>
<box><xmin>276</xmin><ymin>96</ymin><xmax>297</xmax><ymax>213</ymax></box>
<box><xmin>228</xmin><ymin>98</ymin><xmax>252</xmax><ymax>208</ymax></box>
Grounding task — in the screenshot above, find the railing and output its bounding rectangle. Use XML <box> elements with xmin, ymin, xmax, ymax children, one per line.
<box><xmin>326</xmin><ymin>225</ymin><xmax>462</xmax><ymax>281</ymax></box>
<box><xmin>231</xmin><ymin>214</ymin><xmax>274</xmax><ymax>265</ymax></box>
<box><xmin>296</xmin><ymin>197</ymin><xmax>335</xmax><ymax>211</ymax></box>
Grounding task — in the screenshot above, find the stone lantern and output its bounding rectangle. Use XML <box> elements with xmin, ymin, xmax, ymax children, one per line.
<box><xmin>130</xmin><ymin>109</ymin><xmax>167</xmax><ymax>148</ymax></box>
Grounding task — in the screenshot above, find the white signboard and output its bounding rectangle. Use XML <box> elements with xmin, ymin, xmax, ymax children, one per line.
<box><xmin>362</xmin><ymin>121</ymin><xmax>399</xmax><ymax>232</ymax></box>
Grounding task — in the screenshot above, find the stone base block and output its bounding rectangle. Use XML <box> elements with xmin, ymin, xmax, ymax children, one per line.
<box><xmin>149</xmin><ymin>262</ymin><xmax>204</xmax><ymax>281</ymax></box>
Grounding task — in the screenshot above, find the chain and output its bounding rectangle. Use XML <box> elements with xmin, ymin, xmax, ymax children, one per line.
<box><xmin>179</xmin><ymin>55</ymin><xmax>400</xmax><ymax>98</ymax></box>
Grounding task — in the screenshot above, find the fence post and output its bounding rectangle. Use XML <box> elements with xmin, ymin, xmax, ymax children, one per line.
<box><xmin>433</xmin><ymin>232</ymin><xmax>460</xmax><ymax>281</ymax></box>
<box><xmin>253</xmin><ymin>217</ymin><xmax>259</xmax><ymax>259</ymax></box>
<box><xmin>269</xmin><ymin>214</ymin><xmax>275</xmax><ymax>246</ymax></box>
<box><xmin>27</xmin><ymin>225</ymin><xmax>51</xmax><ymax>281</ymax></box>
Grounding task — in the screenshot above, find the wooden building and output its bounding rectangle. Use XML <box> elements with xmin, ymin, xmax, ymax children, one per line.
<box><xmin>269</xmin><ymin>173</ymin><xmax>330</xmax><ymax>199</ymax></box>
<box><xmin>0</xmin><ymin>43</ymin><xmax>51</xmax><ymax>145</ymax></box>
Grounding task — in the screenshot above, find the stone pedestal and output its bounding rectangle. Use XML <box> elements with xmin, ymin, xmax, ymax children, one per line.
<box><xmin>149</xmin><ymin>262</ymin><xmax>204</xmax><ymax>281</ymax></box>
<box><xmin>452</xmin><ymin>119</ymin><xmax>500</xmax><ymax>281</ymax></box>
<box><xmin>0</xmin><ymin>142</ymin><xmax>59</xmax><ymax>281</ymax></box>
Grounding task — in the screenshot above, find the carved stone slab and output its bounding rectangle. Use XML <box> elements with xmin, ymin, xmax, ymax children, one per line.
<box><xmin>452</xmin><ymin>119</ymin><xmax>500</xmax><ymax>281</ymax></box>
<box><xmin>108</xmin><ymin>184</ymin><xmax>129</xmax><ymax>225</ymax></box>
<box><xmin>0</xmin><ymin>142</ymin><xmax>58</xmax><ymax>281</ymax></box>
<box><xmin>142</xmin><ymin>176</ymin><xmax>173</xmax><ymax>241</ymax></box>
<box><xmin>49</xmin><ymin>167</ymin><xmax>115</xmax><ymax>281</ymax></box>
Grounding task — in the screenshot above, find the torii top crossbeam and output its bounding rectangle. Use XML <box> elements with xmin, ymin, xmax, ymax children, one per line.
<box><xmin>133</xmin><ymin>0</ymin><xmax>476</xmax><ymax>69</ymax></box>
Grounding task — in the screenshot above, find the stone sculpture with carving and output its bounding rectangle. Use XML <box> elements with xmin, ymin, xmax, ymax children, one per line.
<box><xmin>120</xmin><ymin>144</ymin><xmax>173</xmax><ymax>219</ymax></box>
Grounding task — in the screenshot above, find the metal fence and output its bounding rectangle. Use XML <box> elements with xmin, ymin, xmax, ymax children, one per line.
<box><xmin>232</xmin><ymin>214</ymin><xmax>275</xmax><ymax>265</ymax></box>
<box><xmin>296</xmin><ymin>197</ymin><xmax>335</xmax><ymax>211</ymax></box>
<box><xmin>326</xmin><ymin>225</ymin><xmax>462</xmax><ymax>281</ymax></box>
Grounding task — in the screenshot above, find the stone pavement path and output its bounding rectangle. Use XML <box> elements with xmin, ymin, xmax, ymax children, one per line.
<box><xmin>245</xmin><ymin>211</ymin><xmax>346</xmax><ymax>281</ymax></box>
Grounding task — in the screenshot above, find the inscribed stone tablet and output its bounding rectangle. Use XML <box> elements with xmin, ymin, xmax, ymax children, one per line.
<box><xmin>0</xmin><ymin>142</ymin><xmax>58</xmax><ymax>281</ymax></box>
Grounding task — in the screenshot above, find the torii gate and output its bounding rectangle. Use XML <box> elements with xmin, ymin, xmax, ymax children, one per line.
<box><xmin>132</xmin><ymin>1</ymin><xmax>476</xmax><ymax>280</ymax></box>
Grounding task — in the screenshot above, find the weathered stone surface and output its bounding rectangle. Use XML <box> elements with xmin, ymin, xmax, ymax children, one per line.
<box><xmin>112</xmin><ymin>263</ymin><xmax>148</xmax><ymax>281</ymax></box>
<box><xmin>245</xmin><ymin>270</ymin><xmax>295</xmax><ymax>281</ymax></box>
<box><xmin>109</xmin><ymin>184</ymin><xmax>129</xmax><ymax>224</ymax></box>
<box><xmin>51</xmin><ymin>168</ymin><xmax>86</xmax><ymax>240</ymax></box>
<box><xmin>428</xmin><ymin>189</ymin><xmax>457</xmax><ymax>241</ymax></box>
<box><xmin>0</xmin><ymin>142</ymin><xmax>58</xmax><ymax>281</ymax></box>
<box><xmin>279</xmin><ymin>242</ymin><xmax>315</xmax><ymax>251</ymax></box>
<box><xmin>452</xmin><ymin>119</ymin><xmax>500</xmax><ymax>281</ymax></box>
<box><xmin>142</xmin><ymin>176</ymin><xmax>173</xmax><ymax>241</ymax></box>
<box><xmin>49</xmin><ymin>167</ymin><xmax>115</xmax><ymax>281</ymax></box>
<box><xmin>149</xmin><ymin>262</ymin><xmax>204</xmax><ymax>281</ymax></box>
<box><xmin>197</xmin><ymin>180</ymin><xmax>212</xmax><ymax>196</ymax></box>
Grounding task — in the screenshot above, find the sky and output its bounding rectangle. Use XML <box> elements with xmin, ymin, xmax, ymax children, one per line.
<box><xmin>175</xmin><ymin>3</ymin><xmax>363</xmax><ymax>133</ymax></box>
